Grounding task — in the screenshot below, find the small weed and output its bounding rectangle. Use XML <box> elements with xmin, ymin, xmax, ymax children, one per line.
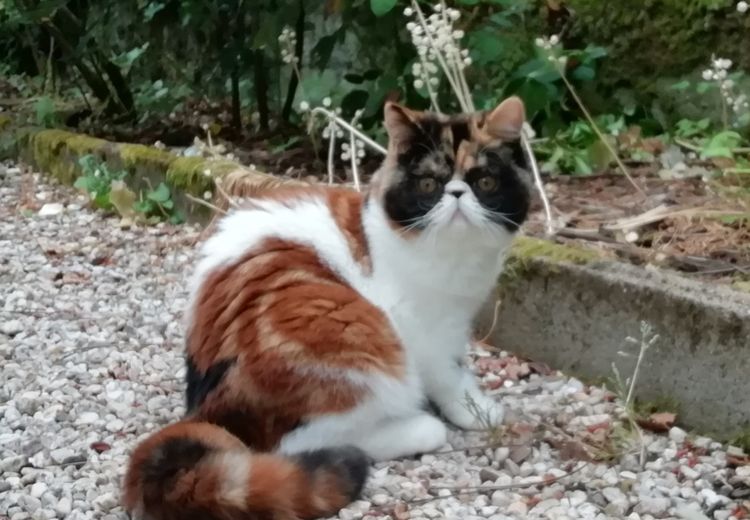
<box><xmin>133</xmin><ymin>181</ymin><xmax>185</xmax><ymax>224</ymax></box>
<box><xmin>609</xmin><ymin>321</ymin><xmax>662</xmax><ymax>466</ymax></box>
<box><xmin>74</xmin><ymin>155</ymin><xmax>183</xmax><ymax>224</ymax></box>
<box><xmin>74</xmin><ymin>155</ymin><xmax>126</xmax><ymax>211</ymax></box>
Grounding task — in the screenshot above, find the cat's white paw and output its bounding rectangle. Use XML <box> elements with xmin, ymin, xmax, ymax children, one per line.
<box><xmin>442</xmin><ymin>395</ymin><xmax>505</xmax><ymax>431</ymax></box>
<box><xmin>358</xmin><ymin>413</ymin><xmax>448</xmax><ymax>460</ymax></box>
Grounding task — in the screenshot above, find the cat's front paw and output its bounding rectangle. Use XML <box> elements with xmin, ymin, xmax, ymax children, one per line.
<box><xmin>442</xmin><ymin>395</ymin><xmax>505</xmax><ymax>431</ymax></box>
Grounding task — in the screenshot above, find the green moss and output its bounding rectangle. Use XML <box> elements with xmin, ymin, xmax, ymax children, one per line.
<box><xmin>119</xmin><ymin>143</ymin><xmax>175</xmax><ymax>172</ymax></box>
<box><xmin>166</xmin><ymin>157</ymin><xmax>239</xmax><ymax>196</ymax></box>
<box><xmin>29</xmin><ymin>129</ymin><xmax>75</xmax><ymax>182</ymax></box>
<box><xmin>66</xmin><ymin>134</ymin><xmax>107</xmax><ymax>157</ymax></box>
<box><xmin>0</xmin><ymin>114</ymin><xmax>11</xmax><ymax>131</ymax></box>
<box><xmin>633</xmin><ymin>395</ymin><xmax>681</xmax><ymax>419</ymax></box>
<box><xmin>730</xmin><ymin>427</ymin><xmax>750</xmax><ymax>452</ymax></box>
<box><xmin>498</xmin><ymin>236</ymin><xmax>602</xmax><ymax>291</ymax></box>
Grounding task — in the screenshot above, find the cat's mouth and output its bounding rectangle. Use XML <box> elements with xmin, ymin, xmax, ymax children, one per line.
<box><xmin>449</xmin><ymin>208</ymin><xmax>467</xmax><ymax>223</ymax></box>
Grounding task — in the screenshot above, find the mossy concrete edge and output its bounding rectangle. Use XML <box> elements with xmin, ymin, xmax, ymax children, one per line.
<box><xmin>0</xmin><ymin>121</ymin><xmax>275</xmax><ymax>221</ymax></box>
<box><xmin>480</xmin><ymin>248</ymin><xmax>750</xmax><ymax>441</ymax></box>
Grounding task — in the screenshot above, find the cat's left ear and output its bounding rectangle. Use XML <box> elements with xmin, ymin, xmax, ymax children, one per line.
<box><xmin>384</xmin><ymin>102</ymin><xmax>422</xmax><ymax>147</ymax></box>
<box><xmin>484</xmin><ymin>96</ymin><xmax>525</xmax><ymax>140</ymax></box>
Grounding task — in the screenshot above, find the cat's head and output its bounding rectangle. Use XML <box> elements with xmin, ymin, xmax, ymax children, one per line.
<box><xmin>370</xmin><ymin>97</ymin><xmax>532</xmax><ymax>237</ymax></box>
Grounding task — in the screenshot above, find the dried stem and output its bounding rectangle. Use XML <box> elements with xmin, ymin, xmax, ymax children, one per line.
<box><xmin>185</xmin><ymin>193</ymin><xmax>228</xmax><ymax>215</ymax></box>
<box><xmin>310</xmin><ymin>108</ymin><xmax>386</xmax><ymax>155</ymax></box>
<box><xmin>556</xmin><ymin>67</ymin><xmax>645</xmax><ymax>197</ymax></box>
<box><xmin>326</xmin><ymin>121</ymin><xmax>337</xmax><ymax>185</ymax></box>
<box><xmin>521</xmin><ymin>133</ymin><xmax>555</xmax><ymax>235</ymax></box>
<box><xmin>349</xmin><ymin>131</ymin><xmax>361</xmax><ymax>191</ymax></box>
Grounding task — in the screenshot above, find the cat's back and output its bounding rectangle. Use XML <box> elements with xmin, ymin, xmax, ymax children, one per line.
<box><xmin>191</xmin><ymin>186</ymin><xmax>371</xmax><ymax>294</ymax></box>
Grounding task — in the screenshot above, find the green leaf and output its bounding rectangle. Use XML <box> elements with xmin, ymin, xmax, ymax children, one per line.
<box><xmin>74</xmin><ymin>176</ymin><xmax>92</xmax><ymax>192</ymax></box>
<box><xmin>143</xmin><ymin>2</ymin><xmax>165</xmax><ymax>21</ymax></box>
<box><xmin>516</xmin><ymin>79</ymin><xmax>552</xmax><ymax>120</ymax></box>
<box><xmin>573</xmin><ymin>155</ymin><xmax>593</xmax><ymax>175</ymax></box>
<box><xmin>147</xmin><ymin>182</ymin><xmax>171</xmax><ymax>203</ymax></box>
<box><xmin>701</xmin><ymin>131</ymin><xmax>743</xmax><ymax>159</ymax></box>
<box><xmin>572</xmin><ymin>66</ymin><xmax>595</xmax><ymax>82</ymax></box>
<box><xmin>93</xmin><ymin>192</ymin><xmax>112</xmax><ymax>209</ymax></box>
<box><xmin>133</xmin><ymin>200</ymin><xmax>153</xmax><ymax>213</ymax></box>
<box><xmin>370</xmin><ymin>0</ymin><xmax>397</xmax><ymax>16</ymax></box>
<box><xmin>670</xmin><ymin>80</ymin><xmax>691</xmax><ymax>91</ymax></box>
<box><xmin>168</xmin><ymin>210</ymin><xmax>185</xmax><ymax>225</ymax></box>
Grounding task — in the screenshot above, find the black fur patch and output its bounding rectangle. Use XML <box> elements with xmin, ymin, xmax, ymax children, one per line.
<box><xmin>294</xmin><ymin>446</ymin><xmax>371</xmax><ymax>500</ymax></box>
<box><xmin>141</xmin><ymin>437</ymin><xmax>209</xmax><ymax>498</ymax></box>
<box><xmin>385</xmin><ymin>118</ymin><xmax>451</xmax><ymax>227</ymax></box>
<box><xmin>465</xmin><ymin>143</ymin><xmax>530</xmax><ymax>231</ymax></box>
<box><xmin>185</xmin><ymin>356</ymin><xmax>236</xmax><ymax>412</ymax></box>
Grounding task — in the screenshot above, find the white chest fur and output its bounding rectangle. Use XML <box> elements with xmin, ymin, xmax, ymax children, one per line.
<box><xmin>361</xmin><ymin>200</ymin><xmax>513</xmax><ymax>365</ymax></box>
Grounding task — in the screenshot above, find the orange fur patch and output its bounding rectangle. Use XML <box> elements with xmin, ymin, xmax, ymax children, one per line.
<box><xmin>186</xmin><ymin>229</ymin><xmax>403</xmax><ymax>450</ymax></box>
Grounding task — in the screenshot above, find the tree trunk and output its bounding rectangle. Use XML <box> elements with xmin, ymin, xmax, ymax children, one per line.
<box><xmin>281</xmin><ymin>1</ymin><xmax>305</xmax><ymax>122</ymax></box>
<box><xmin>253</xmin><ymin>50</ymin><xmax>270</xmax><ymax>131</ymax></box>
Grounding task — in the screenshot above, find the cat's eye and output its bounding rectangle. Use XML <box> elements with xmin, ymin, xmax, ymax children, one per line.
<box><xmin>477</xmin><ymin>176</ymin><xmax>497</xmax><ymax>192</ymax></box>
<box><xmin>418</xmin><ymin>177</ymin><xmax>438</xmax><ymax>194</ymax></box>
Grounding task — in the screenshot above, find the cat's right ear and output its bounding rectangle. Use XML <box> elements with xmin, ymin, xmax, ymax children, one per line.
<box><xmin>384</xmin><ymin>102</ymin><xmax>421</xmax><ymax>148</ymax></box>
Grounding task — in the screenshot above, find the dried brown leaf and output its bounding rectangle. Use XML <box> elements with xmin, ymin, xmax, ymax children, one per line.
<box><xmin>637</xmin><ymin>412</ymin><xmax>676</xmax><ymax>433</ymax></box>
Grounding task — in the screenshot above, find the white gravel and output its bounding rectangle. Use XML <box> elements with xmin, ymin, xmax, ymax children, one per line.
<box><xmin>1</xmin><ymin>162</ymin><xmax>749</xmax><ymax>520</ymax></box>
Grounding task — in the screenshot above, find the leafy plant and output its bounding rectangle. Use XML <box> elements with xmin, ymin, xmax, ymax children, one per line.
<box><xmin>34</xmin><ymin>95</ymin><xmax>58</xmax><ymax>128</ymax></box>
<box><xmin>74</xmin><ymin>154</ymin><xmax>183</xmax><ymax>224</ymax></box>
<box><xmin>133</xmin><ymin>182</ymin><xmax>184</xmax><ymax>224</ymax></box>
<box><xmin>73</xmin><ymin>155</ymin><xmax>126</xmax><ymax>210</ymax></box>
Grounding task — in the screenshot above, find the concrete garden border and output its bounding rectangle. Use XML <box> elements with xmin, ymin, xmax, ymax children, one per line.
<box><xmin>477</xmin><ymin>244</ymin><xmax>750</xmax><ymax>442</ymax></box>
<box><xmin>2</xmin><ymin>118</ymin><xmax>749</xmax><ymax>442</ymax></box>
<box><xmin>0</xmin><ymin>117</ymin><xmax>298</xmax><ymax>220</ymax></box>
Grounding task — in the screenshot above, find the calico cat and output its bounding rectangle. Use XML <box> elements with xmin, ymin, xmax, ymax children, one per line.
<box><xmin>123</xmin><ymin>96</ymin><xmax>532</xmax><ymax>520</ymax></box>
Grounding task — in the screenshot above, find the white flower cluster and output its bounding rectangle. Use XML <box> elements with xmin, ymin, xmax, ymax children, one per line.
<box><xmin>535</xmin><ymin>34</ymin><xmax>567</xmax><ymax>67</ymax></box>
<box><xmin>340</xmin><ymin>140</ymin><xmax>366</xmax><ymax>163</ymax></box>
<box><xmin>738</xmin><ymin>1</ymin><xmax>748</xmax><ymax>13</ymax></box>
<box><xmin>278</xmin><ymin>26</ymin><xmax>298</xmax><ymax>65</ymax></box>
<box><xmin>702</xmin><ymin>57</ymin><xmax>749</xmax><ymax>116</ymax></box>
<box><xmin>535</xmin><ymin>34</ymin><xmax>560</xmax><ymax>50</ymax></box>
<box><xmin>404</xmin><ymin>3</ymin><xmax>470</xmax><ymax>92</ymax></box>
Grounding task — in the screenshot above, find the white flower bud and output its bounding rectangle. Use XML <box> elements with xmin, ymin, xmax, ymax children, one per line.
<box><xmin>414</xmin><ymin>79</ymin><xmax>424</xmax><ymax>89</ymax></box>
<box><xmin>323</xmin><ymin>97</ymin><xmax>332</xmax><ymax>107</ymax></box>
<box><xmin>549</xmin><ymin>34</ymin><xmax>560</xmax><ymax>45</ymax></box>
<box><xmin>404</xmin><ymin>7</ymin><xmax>413</xmax><ymax>16</ymax></box>
<box><xmin>535</xmin><ymin>37</ymin><xmax>545</xmax><ymax>48</ymax></box>
<box><xmin>739</xmin><ymin>1</ymin><xmax>749</xmax><ymax>13</ymax></box>
<box><xmin>702</xmin><ymin>70</ymin><xmax>714</xmax><ymax>81</ymax></box>
<box><xmin>299</xmin><ymin>101</ymin><xmax>310</xmax><ymax>111</ymax></box>
<box><xmin>203</xmin><ymin>191</ymin><xmax>213</xmax><ymax>200</ymax></box>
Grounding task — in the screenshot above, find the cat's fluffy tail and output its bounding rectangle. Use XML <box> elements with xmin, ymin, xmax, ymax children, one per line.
<box><xmin>123</xmin><ymin>421</ymin><xmax>369</xmax><ymax>520</ymax></box>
